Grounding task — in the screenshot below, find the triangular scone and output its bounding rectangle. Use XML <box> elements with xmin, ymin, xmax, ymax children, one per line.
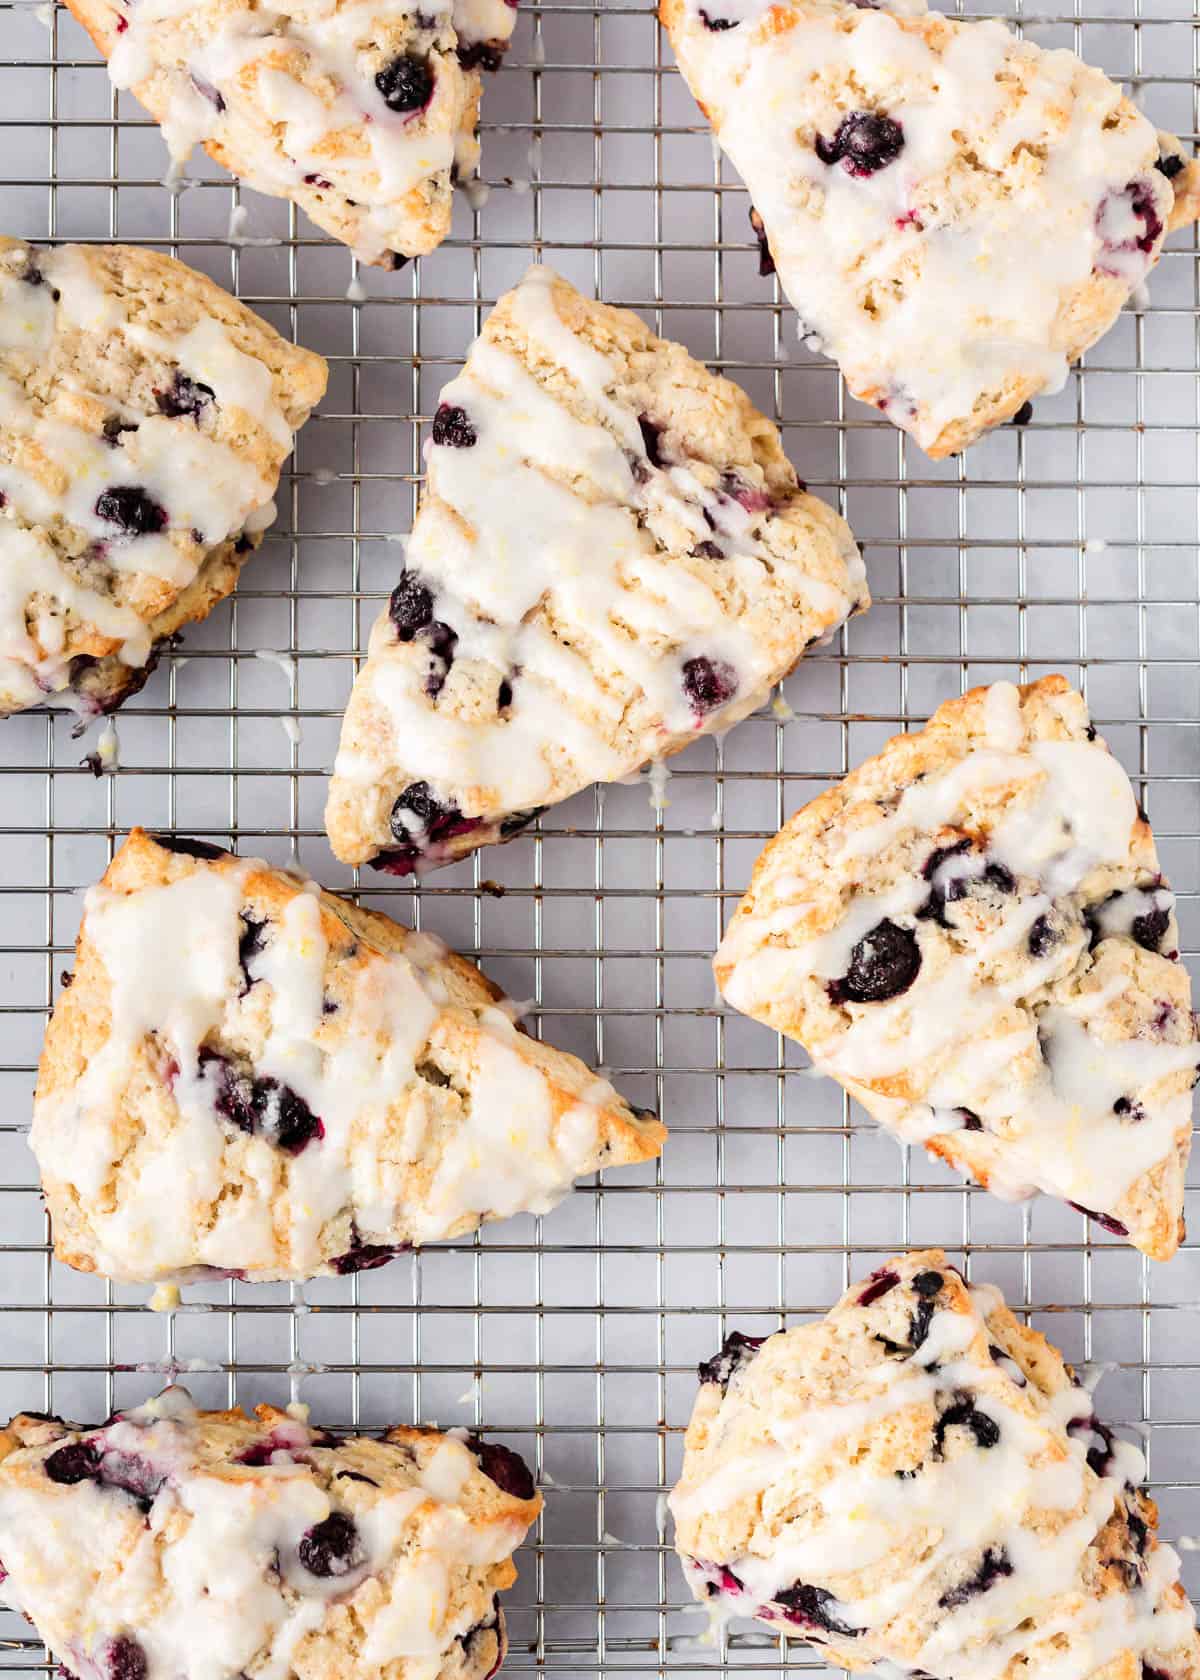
<box><xmin>660</xmin><ymin>0</ymin><xmax>1200</xmax><ymax>458</ymax></box>
<box><xmin>0</xmin><ymin>1386</ymin><xmax>538</xmax><ymax>1680</ymax></box>
<box><xmin>325</xmin><ymin>265</ymin><xmax>867</xmax><ymax>873</ymax></box>
<box><xmin>714</xmin><ymin>676</ymin><xmax>1198</xmax><ymax>1258</ymax></box>
<box><xmin>31</xmin><ymin>829</ymin><xmax>664</xmax><ymax>1284</ymax></box>
<box><xmin>0</xmin><ymin>240</ymin><xmax>326</xmax><ymax>719</ymax></box>
<box><xmin>63</xmin><ymin>0</ymin><xmax>516</xmax><ymax>268</ymax></box>
<box><xmin>672</xmin><ymin>1251</ymin><xmax>1200</xmax><ymax>1680</ymax></box>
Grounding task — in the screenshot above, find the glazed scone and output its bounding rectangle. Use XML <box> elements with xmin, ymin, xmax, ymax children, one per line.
<box><xmin>661</xmin><ymin>0</ymin><xmax>1200</xmax><ymax>457</ymax></box>
<box><xmin>0</xmin><ymin>1385</ymin><xmax>538</xmax><ymax>1680</ymax></box>
<box><xmin>63</xmin><ymin>0</ymin><xmax>519</xmax><ymax>268</ymax></box>
<box><xmin>0</xmin><ymin>240</ymin><xmax>326</xmax><ymax>719</ymax></box>
<box><xmin>325</xmin><ymin>264</ymin><xmax>867</xmax><ymax>873</ymax></box>
<box><xmin>671</xmin><ymin>1251</ymin><xmax>1200</xmax><ymax>1680</ymax></box>
<box><xmin>31</xmin><ymin>828</ymin><xmax>664</xmax><ymax>1284</ymax></box>
<box><xmin>714</xmin><ymin>677</ymin><xmax>1199</xmax><ymax>1259</ymax></box>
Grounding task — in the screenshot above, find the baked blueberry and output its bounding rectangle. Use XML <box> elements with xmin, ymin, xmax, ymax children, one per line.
<box><xmin>330</xmin><ymin>1240</ymin><xmax>405</xmax><ymax>1274</ymax></box>
<box><xmin>932</xmin><ymin>1391</ymin><xmax>1000</xmax><ymax>1457</ymax></box>
<box><xmin>389</xmin><ymin>572</ymin><xmax>435</xmax><ymax>640</ymax></box>
<box><xmin>188</xmin><ymin>71</ymin><xmax>225</xmax><ymax>112</ymax></box>
<box><xmin>103</xmin><ymin>1638</ymin><xmax>147</xmax><ymax>1680</ymax></box>
<box><xmin>830</xmin><ymin>920</ymin><xmax>920</xmax><ymax>1004</ymax></box>
<box><xmin>816</xmin><ymin>111</ymin><xmax>904</xmax><ymax>177</ymax></box>
<box><xmin>748</xmin><ymin>206</ymin><xmax>775</xmax><ymax>276</ymax></box>
<box><xmin>95</xmin><ymin>486</ymin><xmax>168</xmax><ymax>537</ymax></box>
<box><xmin>681</xmin><ymin>655</ymin><xmax>738</xmax><ymax>716</ymax></box>
<box><xmin>1027</xmin><ymin>914</ymin><xmax>1059</xmax><ymax>958</ymax></box>
<box><xmin>698</xmin><ymin>1330</ymin><xmax>766</xmax><ymax>1391</ymax></box>
<box><xmin>1067</xmin><ymin>1201</ymin><xmax>1128</xmax><ymax>1237</ymax></box>
<box><xmin>44</xmin><ymin>1441</ymin><xmax>99</xmax><ymax>1485</ymax></box>
<box><xmin>856</xmin><ymin>1267</ymin><xmax>899</xmax><ymax>1307</ymax></box>
<box><xmin>432</xmin><ymin>403</ymin><xmax>477</xmax><ymax>447</ymax></box>
<box><xmin>237</xmin><ymin>913</ymin><xmax>267</xmax><ymax>992</ymax></box>
<box><xmin>200</xmin><ymin>1048</ymin><xmax>325</xmax><ymax>1155</ymax></box>
<box><xmin>638</xmin><ymin>414</ymin><xmax>667</xmax><ymax>468</ymax></box>
<box><xmin>1131</xmin><ymin>903</ymin><xmax>1170</xmax><ymax>952</ymax></box>
<box><xmin>150</xmin><ymin>834</ymin><xmax>228</xmax><ymax>859</ymax></box>
<box><xmin>297</xmin><ymin>1511</ymin><xmax>364</xmax><ymax>1577</ymax></box>
<box><xmin>467</xmin><ymin>1437</ymin><xmax>536</xmax><ymax>1501</ymax></box>
<box><xmin>390</xmin><ymin>780</ymin><xmax>459</xmax><ymax>840</ymax></box>
<box><xmin>771</xmin><ymin>1582</ymin><xmax>862</xmax><ymax>1638</ymax></box>
<box><xmin>375</xmin><ymin>55</ymin><xmax>434</xmax><ymax>114</ymax></box>
<box><xmin>457</xmin><ymin>40</ymin><xmax>505</xmax><ymax>70</ymax></box>
<box><xmin>155</xmin><ymin>371</ymin><xmax>215</xmax><ymax>421</ymax></box>
<box><xmin>938</xmin><ymin>1545</ymin><xmax>1013</xmax><ymax>1609</ymax></box>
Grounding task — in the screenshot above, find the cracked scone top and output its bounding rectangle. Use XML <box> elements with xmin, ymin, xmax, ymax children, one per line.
<box><xmin>671</xmin><ymin>1251</ymin><xmax>1200</xmax><ymax>1680</ymax></box>
<box><xmin>661</xmin><ymin>0</ymin><xmax>1200</xmax><ymax>457</ymax></box>
<box><xmin>62</xmin><ymin>0</ymin><xmax>518</xmax><ymax>267</ymax></box>
<box><xmin>325</xmin><ymin>264</ymin><xmax>867</xmax><ymax>874</ymax></box>
<box><xmin>30</xmin><ymin>829</ymin><xmax>664</xmax><ymax>1283</ymax></box>
<box><xmin>0</xmin><ymin>1385</ymin><xmax>539</xmax><ymax>1680</ymax></box>
<box><xmin>0</xmin><ymin>239</ymin><xmax>326</xmax><ymax>719</ymax></box>
<box><xmin>714</xmin><ymin>676</ymin><xmax>1199</xmax><ymax>1258</ymax></box>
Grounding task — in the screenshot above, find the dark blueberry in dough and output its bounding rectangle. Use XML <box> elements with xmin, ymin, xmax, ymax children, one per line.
<box><xmin>95</xmin><ymin>486</ymin><xmax>168</xmax><ymax>537</ymax></box>
<box><xmin>376</xmin><ymin>54</ymin><xmax>434</xmax><ymax>113</ymax></box>
<box><xmin>932</xmin><ymin>1391</ymin><xmax>1000</xmax><ymax>1458</ymax></box>
<box><xmin>1011</xmin><ymin>400</ymin><xmax>1034</xmax><ymax>425</ymax></box>
<box><xmin>815</xmin><ymin>111</ymin><xmax>904</xmax><ymax>177</ymax></box>
<box><xmin>1067</xmin><ymin>1201</ymin><xmax>1129</xmax><ymax>1238</ymax></box>
<box><xmin>983</xmin><ymin>862</ymin><xmax>1015</xmax><ymax>894</ymax></box>
<box><xmin>856</xmin><ymin>1267</ymin><xmax>899</xmax><ymax>1307</ymax></box>
<box><xmin>150</xmin><ymin>834</ymin><xmax>228</xmax><ymax>859</ymax></box>
<box><xmin>97</xmin><ymin>1450</ymin><xmax>165</xmax><ymax>1511</ymax></box>
<box><xmin>699</xmin><ymin>9</ymin><xmax>738</xmax><ymax>25</ymax></box>
<box><xmin>466</xmin><ymin>1436</ymin><xmax>536</xmax><ymax>1500</ymax></box>
<box><xmin>388</xmin><ymin>252</ymin><xmax>412</xmax><ymax>272</ymax></box>
<box><xmin>1113</xmin><ymin>1095</ymin><xmax>1146</xmax><ymax>1122</ymax></box>
<box><xmin>698</xmin><ymin>1329</ymin><xmax>766</xmax><ymax>1391</ymax></box>
<box><xmin>421</xmin><ymin>619</ymin><xmax>459</xmax><ymax>698</ymax></box>
<box><xmin>1131</xmin><ymin>903</ymin><xmax>1170</xmax><ymax>952</ymax></box>
<box><xmin>1027</xmin><ymin>914</ymin><xmax>1059</xmax><ymax>959</ymax></box>
<box><xmin>391</xmin><ymin>780</ymin><xmax>458</xmax><ymax>840</ymax></box>
<box><xmin>104</xmin><ymin>1638</ymin><xmax>147</xmax><ymax>1680</ymax></box>
<box><xmin>748</xmin><ymin>205</ymin><xmax>774</xmax><ymax>276</ymax></box>
<box><xmin>681</xmin><ymin>655</ymin><xmax>738</xmax><ymax>716</ymax></box>
<box><xmin>331</xmin><ymin>1237</ymin><xmax>406</xmax><ymax>1274</ymax></box>
<box><xmin>957</xmin><ymin>1108</ymin><xmax>984</xmax><ymax>1131</ymax></box>
<box><xmin>938</xmin><ymin>1545</ymin><xmax>1013</xmax><ymax>1610</ymax></box>
<box><xmin>431</xmin><ymin>403</ymin><xmax>477</xmax><ymax>447</ymax></box>
<box><xmin>1144</xmin><ymin>1667</ymin><xmax>1173</xmax><ymax>1680</ymax></box>
<box><xmin>772</xmin><ymin>1582</ymin><xmax>862</xmax><ymax>1638</ymax></box>
<box><xmin>1068</xmin><ymin>1413</ymin><xmax>1117</xmax><ymax>1476</ymax></box>
<box><xmin>692</xmin><ymin>540</ymin><xmax>725</xmax><ymax>559</ymax></box>
<box><xmin>304</xmin><ymin>172</ymin><xmax>334</xmax><ymax>189</ymax></box>
<box><xmin>457</xmin><ymin>39</ymin><xmax>505</xmax><ymax>70</ymax></box>
<box><xmin>44</xmin><ymin>1441</ymin><xmax>100</xmax><ymax>1485</ymax></box>
<box><xmin>156</xmin><ymin>371</ymin><xmax>215</xmax><ymax>422</ymax></box>
<box><xmin>831</xmin><ymin>920</ymin><xmax>920</xmax><ymax>1005</ymax></box>
<box><xmin>238</xmin><ymin>913</ymin><xmax>267</xmax><ymax>993</ymax></box>
<box><xmin>638</xmin><ymin>414</ymin><xmax>667</xmax><ymax>468</ymax></box>
<box><xmin>1156</xmin><ymin>153</ymin><xmax>1185</xmax><ymax>180</ymax></box>
<box><xmin>336</xmin><ymin>1470</ymin><xmax>380</xmax><ymax>1487</ymax></box>
<box><xmin>189</xmin><ymin>70</ymin><xmax>225</xmax><ymax>111</ymax></box>
<box><xmin>298</xmin><ymin>1512</ymin><xmax>364</xmax><ymax>1577</ymax></box>
<box><xmin>388</xmin><ymin>571</ymin><xmax>435</xmax><ymax>640</ymax></box>
<box><xmin>200</xmin><ymin>1049</ymin><xmax>324</xmax><ymax>1155</ymax></box>
<box><xmin>500</xmin><ymin>806</ymin><xmax>546</xmax><ymax>837</ymax></box>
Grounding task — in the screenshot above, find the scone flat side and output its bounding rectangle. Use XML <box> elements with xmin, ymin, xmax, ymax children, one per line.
<box><xmin>326</xmin><ymin>264</ymin><xmax>867</xmax><ymax>871</ymax></box>
<box><xmin>33</xmin><ymin>829</ymin><xmax>664</xmax><ymax>1282</ymax></box>
<box><xmin>714</xmin><ymin>676</ymin><xmax>1197</xmax><ymax>1259</ymax></box>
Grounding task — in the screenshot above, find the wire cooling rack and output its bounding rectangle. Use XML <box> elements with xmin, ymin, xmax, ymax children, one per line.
<box><xmin>1</xmin><ymin>0</ymin><xmax>1200</xmax><ymax>1674</ymax></box>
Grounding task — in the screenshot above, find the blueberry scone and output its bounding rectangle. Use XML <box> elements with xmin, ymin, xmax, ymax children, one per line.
<box><xmin>64</xmin><ymin>0</ymin><xmax>518</xmax><ymax>268</ymax></box>
<box><xmin>714</xmin><ymin>676</ymin><xmax>1199</xmax><ymax>1258</ymax></box>
<box><xmin>30</xmin><ymin>828</ymin><xmax>664</xmax><ymax>1283</ymax></box>
<box><xmin>661</xmin><ymin>0</ymin><xmax>1200</xmax><ymax>458</ymax></box>
<box><xmin>671</xmin><ymin>1250</ymin><xmax>1200</xmax><ymax>1680</ymax></box>
<box><xmin>325</xmin><ymin>264</ymin><xmax>867</xmax><ymax>874</ymax></box>
<box><xmin>0</xmin><ymin>1384</ymin><xmax>538</xmax><ymax>1680</ymax></box>
<box><xmin>0</xmin><ymin>240</ymin><xmax>326</xmax><ymax>719</ymax></box>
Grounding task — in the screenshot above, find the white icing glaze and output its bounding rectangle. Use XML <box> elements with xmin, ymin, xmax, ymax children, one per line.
<box><xmin>0</xmin><ymin>244</ymin><xmax>308</xmax><ymax>708</ymax></box>
<box><xmin>717</xmin><ymin>685</ymin><xmax>1197</xmax><ymax>1239</ymax></box>
<box><xmin>331</xmin><ymin>265</ymin><xmax>865</xmax><ymax>843</ymax></box>
<box><xmin>30</xmin><ymin>847</ymin><xmax>641</xmax><ymax>1280</ymax></box>
<box><xmin>0</xmin><ymin>1387</ymin><xmax>529</xmax><ymax>1680</ymax></box>
<box><xmin>669</xmin><ymin>0</ymin><xmax>1180</xmax><ymax>453</ymax></box>
<box><xmin>672</xmin><ymin>1273</ymin><xmax>1196</xmax><ymax>1680</ymax></box>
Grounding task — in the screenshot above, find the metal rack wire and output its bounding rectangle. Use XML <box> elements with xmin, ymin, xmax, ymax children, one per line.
<box><xmin>1</xmin><ymin>0</ymin><xmax>1199</xmax><ymax>1673</ymax></box>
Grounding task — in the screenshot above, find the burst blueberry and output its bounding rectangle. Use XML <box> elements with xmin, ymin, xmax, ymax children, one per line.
<box><xmin>830</xmin><ymin>919</ymin><xmax>920</xmax><ymax>1004</ymax></box>
<box><xmin>156</xmin><ymin>371</ymin><xmax>215</xmax><ymax>422</ymax></box>
<box><xmin>815</xmin><ymin>111</ymin><xmax>904</xmax><ymax>177</ymax></box>
<box><xmin>466</xmin><ymin>1436</ymin><xmax>536</xmax><ymax>1501</ymax></box>
<box><xmin>698</xmin><ymin>1329</ymin><xmax>766</xmax><ymax>1391</ymax></box>
<box><xmin>375</xmin><ymin>54</ymin><xmax>434</xmax><ymax>113</ymax></box>
<box><xmin>432</xmin><ymin>403</ymin><xmax>477</xmax><ymax>447</ymax></box>
<box><xmin>681</xmin><ymin>655</ymin><xmax>738</xmax><ymax>716</ymax></box>
<box><xmin>44</xmin><ymin>1440</ymin><xmax>100</xmax><ymax>1485</ymax></box>
<box><xmin>388</xmin><ymin>572</ymin><xmax>435</xmax><ymax>640</ymax></box>
<box><xmin>297</xmin><ymin>1511</ymin><xmax>364</xmax><ymax>1578</ymax></box>
<box><xmin>95</xmin><ymin>486</ymin><xmax>168</xmax><ymax>537</ymax></box>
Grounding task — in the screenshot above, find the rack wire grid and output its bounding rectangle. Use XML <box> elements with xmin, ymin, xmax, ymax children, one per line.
<box><xmin>1</xmin><ymin>0</ymin><xmax>1200</xmax><ymax>1674</ymax></box>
